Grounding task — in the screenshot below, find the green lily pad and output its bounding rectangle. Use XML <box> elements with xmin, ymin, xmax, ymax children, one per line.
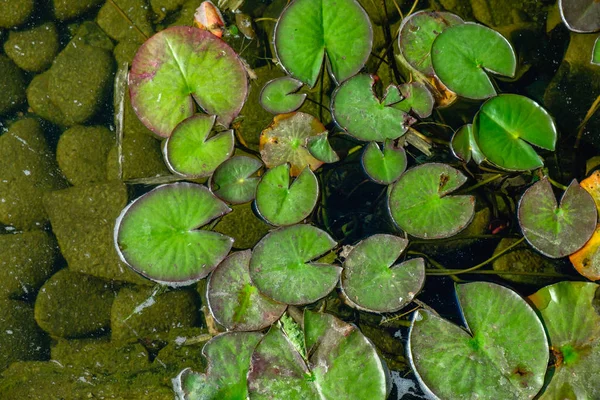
<box><xmin>361</xmin><ymin>140</ymin><xmax>407</xmax><ymax>185</ymax></box>
<box><xmin>207</xmin><ymin>250</ymin><xmax>286</xmax><ymax>331</ymax></box>
<box><xmin>307</xmin><ymin>132</ymin><xmax>339</xmax><ymax>163</ymax></box>
<box><xmin>274</xmin><ymin>0</ymin><xmax>372</xmax><ymax>87</ymax></box>
<box><xmin>332</xmin><ymin>74</ymin><xmax>409</xmax><ymax>142</ymax></box>
<box><xmin>593</xmin><ymin>36</ymin><xmax>600</xmax><ymax>65</ymax></box>
<box><xmin>174</xmin><ymin>331</ymin><xmax>263</xmax><ymax>399</ymax></box>
<box><xmin>341</xmin><ymin>234</ymin><xmax>425</xmax><ymax>313</ymax></box>
<box><xmin>431</xmin><ymin>22</ymin><xmax>516</xmax><ymax>99</ymax></box>
<box><xmin>409</xmin><ymin>281</ymin><xmax>549</xmax><ymax>400</ymax></box>
<box><xmin>473</xmin><ymin>94</ymin><xmax>557</xmax><ymax>171</ymax></box>
<box><xmin>451</xmin><ymin>124</ymin><xmax>485</xmax><ymax>164</ymax></box>
<box><xmin>392</xmin><ymin>82</ymin><xmax>435</xmax><ymax>118</ymax></box>
<box><xmin>518</xmin><ymin>178</ymin><xmax>597</xmax><ymax>258</ymax></box>
<box><xmin>398</xmin><ymin>10</ymin><xmax>464</xmax><ymax>76</ymax></box>
<box><xmin>247</xmin><ymin>310</ymin><xmax>388</xmax><ymax>400</ymax></box>
<box><xmin>388</xmin><ymin>163</ymin><xmax>475</xmax><ymax>239</ymax></box>
<box><xmin>129</xmin><ymin>26</ymin><xmax>247</xmax><ymax>137</ymax></box>
<box><xmin>529</xmin><ymin>281</ymin><xmax>600</xmax><ymax>399</ymax></box>
<box><xmin>210</xmin><ymin>156</ymin><xmax>263</xmax><ymax>204</ymax></box>
<box><xmin>164</xmin><ymin>114</ymin><xmax>234</xmax><ymax>178</ymax></box>
<box><xmin>115</xmin><ymin>182</ymin><xmax>233</xmax><ymax>286</ymax></box>
<box><xmin>249</xmin><ymin>224</ymin><xmax>341</xmax><ymax>305</ymax></box>
<box><xmin>260</xmin><ymin>77</ymin><xmax>306</xmax><ymax>114</ymax></box>
<box><xmin>559</xmin><ymin>0</ymin><xmax>600</xmax><ymax>33</ymax></box>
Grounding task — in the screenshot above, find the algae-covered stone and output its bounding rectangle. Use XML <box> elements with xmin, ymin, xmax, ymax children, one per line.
<box><xmin>0</xmin><ymin>231</ymin><xmax>58</xmax><ymax>299</ymax></box>
<box><xmin>56</xmin><ymin>125</ymin><xmax>114</xmax><ymax>186</ymax></box>
<box><xmin>213</xmin><ymin>202</ymin><xmax>271</xmax><ymax>249</ymax></box>
<box><xmin>27</xmin><ymin>71</ymin><xmax>69</xmax><ymax>125</ymax></box>
<box><xmin>34</xmin><ymin>269</ymin><xmax>116</xmax><ymax>338</ymax></box>
<box><xmin>0</xmin><ymin>0</ymin><xmax>34</xmax><ymax>28</ymax></box>
<box><xmin>111</xmin><ymin>286</ymin><xmax>200</xmax><ymax>342</ymax></box>
<box><xmin>492</xmin><ymin>238</ymin><xmax>561</xmax><ymax>285</ymax></box>
<box><xmin>97</xmin><ymin>0</ymin><xmax>154</xmax><ymax>42</ymax></box>
<box><xmin>4</xmin><ymin>23</ymin><xmax>59</xmax><ymax>72</ymax></box>
<box><xmin>0</xmin><ymin>298</ymin><xmax>49</xmax><ymax>372</ymax></box>
<box><xmin>53</xmin><ymin>0</ymin><xmax>104</xmax><ymax>21</ymax></box>
<box><xmin>154</xmin><ymin>327</ymin><xmax>209</xmax><ymax>370</ymax></box>
<box><xmin>114</xmin><ymin>38</ymin><xmax>142</xmax><ymax>65</ymax></box>
<box><xmin>0</xmin><ymin>118</ymin><xmax>67</xmax><ymax>230</ymax></box>
<box><xmin>69</xmin><ymin>20</ymin><xmax>115</xmax><ymax>52</ymax></box>
<box><xmin>0</xmin><ymin>55</ymin><xmax>26</xmax><ymax>115</ymax></box>
<box><xmin>151</xmin><ymin>0</ymin><xmax>187</xmax><ymax>21</ymax></box>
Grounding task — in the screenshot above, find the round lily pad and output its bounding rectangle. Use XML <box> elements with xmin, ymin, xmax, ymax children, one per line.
<box><xmin>260</xmin><ymin>77</ymin><xmax>306</xmax><ymax>114</ymax></box>
<box><xmin>129</xmin><ymin>26</ymin><xmax>248</xmax><ymax>137</ymax></box>
<box><xmin>207</xmin><ymin>250</ymin><xmax>286</xmax><ymax>331</ymax></box>
<box><xmin>392</xmin><ymin>82</ymin><xmax>435</xmax><ymax>118</ymax></box>
<box><xmin>341</xmin><ymin>234</ymin><xmax>425</xmax><ymax>313</ymax></box>
<box><xmin>388</xmin><ymin>163</ymin><xmax>475</xmax><ymax>239</ymax></box>
<box><xmin>559</xmin><ymin>0</ymin><xmax>600</xmax><ymax>33</ymax></box>
<box><xmin>518</xmin><ymin>178</ymin><xmax>597</xmax><ymax>258</ymax></box>
<box><xmin>529</xmin><ymin>281</ymin><xmax>600</xmax><ymax>399</ymax></box>
<box><xmin>473</xmin><ymin>94</ymin><xmax>557</xmax><ymax>171</ymax></box>
<box><xmin>255</xmin><ymin>164</ymin><xmax>319</xmax><ymax>226</ymax></box>
<box><xmin>114</xmin><ymin>182</ymin><xmax>233</xmax><ymax>286</ymax></box>
<box><xmin>332</xmin><ymin>74</ymin><xmax>409</xmax><ymax>142</ymax></box>
<box><xmin>409</xmin><ymin>281</ymin><xmax>549</xmax><ymax>400</ymax></box>
<box><xmin>431</xmin><ymin>22</ymin><xmax>516</xmax><ymax>99</ymax></box>
<box><xmin>249</xmin><ymin>224</ymin><xmax>341</xmax><ymax>305</ymax></box>
<box><xmin>307</xmin><ymin>132</ymin><xmax>339</xmax><ymax>163</ymax></box>
<box><xmin>451</xmin><ymin>124</ymin><xmax>485</xmax><ymax>164</ymax></box>
<box><xmin>274</xmin><ymin>0</ymin><xmax>372</xmax><ymax>87</ymax></box>
<box><xmin>164</xmin><ymin>114</ymin><xmax>234</xmax><ymax>178</ymax></box>
<box><xmin>361</xmin><ymin>140</ymin><xmax>407</xmax><ymax>185</ymax></box>
<box><xmin>210</xmin><ymin>155</ymin><xmax>263</xmax><ymax>204</ymax></box>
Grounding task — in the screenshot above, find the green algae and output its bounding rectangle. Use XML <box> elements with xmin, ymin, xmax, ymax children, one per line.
<box><xmin>0</xmin><ymin>55</ymin><xmax>26</xmax><ymax>115</ymax></box>
<box><xmin>3</xmin><ymin>23</ymin><xmax>59</xmax><ymax>73</ymax></box>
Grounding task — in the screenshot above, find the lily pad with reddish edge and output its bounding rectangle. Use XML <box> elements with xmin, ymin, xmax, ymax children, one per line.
<box><xmin>361</xmin><ymin>140</ymin><xmax>407</xmax><ymax>185</ymax></box>
<box><xmin>332</xmin><ymin>74</ymin><xmax>409</xmax><ymax>142</ymax></box>
<box><xmin>529</xmin><ymin>281</ymin><xmax>600</xmax><ymax>399</ymax></box>
<box><xmin>341</xmin><ymin>234</ymin><xmax>424</xmax><ymax>313</ymax></box>
<box><xmin>164</xmin><ymin>114</ymin><xmax>234</xmax><ymax>178</ymax></box>
<box><xmin>518</xmin><ymin>178</ymin><xmax>597</xmax><ymax>258</ymax></box>
<box><xmin>307</xmin><ymin>132</ymin><xmax>339</xmax><ymax>163</ymax></box>
<box><xmin>274</xmin><ymin>0</ymin><xmax>372</xmax><ymax>87</ymax></box>
<box><xmin>409</xmin><ymin>282</ymin><xmax>549</xmax><ymax>400</ymax></box>
<box><xmin>207</xmin><ymin>250</ymin><xmax>286</xmax><ymax>331</ymax></box>
<box><xmin>128</xmin><ymin>26</ymin><xmax>248</xmax><ymax>138</ymax></box>
<box><xmin>249</xmin><ymin>224</ymin><xmax>341</xmax><ymax>305</ymax></box>
<box><xmin>451</xmin><ymin>124</ymin><xmax>484</xmax><ymax>164</ymax></box>
<box><xmin>247</xmin><ymin>310</ymin><xmax>388</xmax><ymax>400</ymax></box>
<box><xmin>388</xmin><ymin>163</ymin><xmax>475</xmax><ymax>239</ymax></box>
<box><xmin>114</xmin><ymin>182</ymin><xmax>233</xmax><ymax>286</ymax></box>
<box><xmin>392</xmin><ymin>82</ymin><xmax>435</xmax><ymax>118</ymax></box>
<box><xmin>173</xmin><ymin>331</ymin><xmax>263</xmax><ymax>399</ymax></box>
<box><xmin>210</xmin><ymin>155</ymin><xmax>262</xmax><ymax>204</ymax></box>
<box><xmin>255</xmin><ymin>164</ymin><xmax>319</xmax><ymax>226</ymax></box>
<box><xmin>259</xmin><ymin>112</ymin><xmax>325</xmax><ymax>176</ymax></box>
<box><xmin>260</xmin><ymin>77</ymin><xmax>306</xmax><ymax>114</ymax></box>
<box><xmin>559</xmin><ymin>0</ymin><xmax>600</xmax><ymax>33</ymax></box>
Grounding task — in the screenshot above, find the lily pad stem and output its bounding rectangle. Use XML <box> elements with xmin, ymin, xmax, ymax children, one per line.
<box><xmin>407</xmin><ymin>251</ymin><xmax>462</xmax><ymax>283</ymax></box>
<box><xmin>456</xmin><ymin>173</ymin><xmax>503</xmax><ymax>194</ymax></box>
<box><xmin>254</xmin><ymin>17</ymin><xmax>278</xmax><ymax>23</ymax></box>
<box><xmin>547</xmin><ymin>176</ymin><xmax>568</xmax><ymax>191</ymax></box>
<box><xmin>575</xmin><ymin>94</ymin><xmax>600</xmax><ymax>149</ymax></box>
<box><xmin>379</xmin><ymin>305</ymin><xmax>421</xmax><ymax>326</ymax></box>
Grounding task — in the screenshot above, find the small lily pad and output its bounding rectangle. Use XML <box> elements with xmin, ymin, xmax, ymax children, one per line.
<box><xmin>388</xmin><ymin>163</ymin><xmax>475</xmax><ymax>239</ymax></box>
<box><xmin>129</xmin><ymin>26</ymin><xmax>247</xmax><ymax>137</ymax></box>
<box><xmin>518</xmin><ymin>178</ymin><xmax>597</xmax><ymax>258</ymax></box>
<box><xmin>210</xmin><ymin>156</ymin><xmax>263</xmax><ymax>204</ymax></box>
<box><xmin>249</xmin><ymin>224</ymin><xmax>341</xmax><ymax>305</ymax></box>
<box><xmin>207</xmin><ymin>250</ymin><xmax>286</xmax><ymax>331</ymax></box>
<box><xmin>451</xmin><ymin>124</ymin><xmax>484</xmax><ymax>164</ymax></box>
<box><xmin>409</xmin><ymin>281</ymin><xmax>549</xmax><ymax>400</ymax></box>
<box><xmin>361</xmin><ymin>140</ymin><xmax>407</xmax><ymax>185</ymax></box>
<box><xmin>341</xmin><ymin>234</ymin><xmax>425</xmax><ymax>313</ymax></box>
<box><xmin>260</xmin><ymin>77</ymin><xmax>306</xmax><ymax>114</ymax></box>
<box><xmin>593</xmin><ymin>36</ymin><xmax>600</xmax><ymax>65</ymax></box>
<box><xmin>392</xmin><ymin>82</ymin><xmax>435</xmax><ymax>118</ymax></box>
<box><xmin>115</xmin><ymin>182</ymin><xmax>233</xmax><ymax>286</ymax></box>
<box><xmin>473</xmin><ymin>94</ymin><xmax>557</xmax><ymax>171</ymax></box>
<box><xmin>431</xmin><ymin>23</ymin><xmax>516</xmax><ymax>99</ymax></box>
<box><xmin>559</xmin><ymin>0</ymin><xmax>600</xmax><ymax>33</ymax></box>
<box><xmin>164</xmin><ymin>114</ymin><xmax>234</xmax><ymax>178</ymax></box>
<box><xmin>255</xmin><ymin>164</ymin><xmax>319</xmax><ymax>226</ymax></box>
<box><xmin>274</xmin><ymin>0</ymin><xmax>372</xmax><ymax>87</ymax></box>
<box><xmin>307</xmin><ymin>132</ymin><xmax>339</xmax><ymax>163</ymax></box>
<box><xmin>332</xmin><ymin>74</ymin><xmax>409</xmax><ymax>142</ymax></box>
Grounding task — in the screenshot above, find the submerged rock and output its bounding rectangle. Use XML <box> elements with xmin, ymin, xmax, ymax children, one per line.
<box><xmin>53</xmin><ymin>0</ymin><xmax>104</xmax><ymax>21</ymax></box>
<box><xmin>0</xmin><ymin>55</ymin><xmax>26</xmax><ymax>115</ymax></box>
<box><xmin>0</xmin><ymin>0</ymin><xmax>34</xmax><ymax>28</ymax></box>
<box><xmin>213</xmin><ymin>202</ymin><xmax>271</xmax><ymax>249</ymax></box>
<box><xmin>97</xmin><ymin>0</ymin><xmax>154</xmax><ymax>42</ymax></box>
<box><xmin>492</xmin><ymin>238</ymin><xmax>561</xmax><ymax>285</ymax></box>
<box><xmin>4</xmin><ymin>22</ymin><xmax>59</xmax><ymax>72</ymax></box>
<box><xmin>27</xmin><ymin>71</ymin><xmax>69</xmax><ymax>125</ymax></box>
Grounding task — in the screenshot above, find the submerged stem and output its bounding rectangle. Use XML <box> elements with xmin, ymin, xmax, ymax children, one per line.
<box><xmin>575</xmin><ymin>94</ymin><xmax>600</xmax><ymax>149</ymax></box>
<box><xmin>457</xmin><ymin>173</ymin><xmax>503</xmax><ymax>194</ymax></box>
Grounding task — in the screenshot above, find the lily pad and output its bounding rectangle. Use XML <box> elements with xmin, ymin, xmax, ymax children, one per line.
<box><xmin>593</xmin><ymin>36</ymin><xmax>600</xmax><ymax>65</ymax></box>
<box><xmin>361</xmin><ymin>140</ymin><xmax>407</xmax><ymax>185</ymax></box>
<box><xmin>115</xmin><ymin>182</ymin><xmax>233</xmax><ymax>286</ymax></box>
<box><xmin>392</xmin><ymin>82</ymin><xmax>435</xmax><ymax>118</ymax></box>
<box><xmin>473</xmin><ymin>94</ymin><xmax>557</xmax><ymax>171</ymax></box>
<box><xmin>518</xmin><ymin>178</ymin><xmax>597</xmax><ymax>258</ymax></box>
<box><xmin>431</xmin><ymin>23</ymin><xmax>516</xmax><ymax>99</ymax></box>
<box><xmin>559</xmin><ymin>0</ymin><xmax>600</xmax><ymax>33</ymax></box>
<box><xmin>173</xmin><ymin>331</ymin><xmax>263</xmax><ymax>399</ymax></box>
<box><xmin>451</xmin><ymin>124</ymin><xmax>485</xmax><ymax>164</ymax></box>
<box><xmin>207</xmin><ymin>250</ymin><xmax>286</xmax><ymax>331</ymax></box>
<box><xmin>307</xmin><ymin>132</ymin><xmax>339</xmax><ymax>163</ymax></box>
<box><xmin>388</xmin><ymin>163</ymin><xmax>475</xmax><ymax>239</ymax></box>
<box><xmin>129</xmin><ymin>26</ymin><xmax>247</xmax><ymax>137</ymax></box>
<box><xmin>274</xmin><ymin>0</ymin><xmax>372</xmax><ymax>87</ymax></box>
<box><xmin>260</xmin><ymin>77</ymin><xmax>306</xmax><ymax>114</ymax></box>
<box><xmin>409</xmin><ymin>281</ymin><xmax>549</xmax><ymax>400</ymax></box>
<box><xmin>332</xmin><ymin>74</ymin><xmax>409</xmax><ymax>142</ymax></box>
<box><xmin>210</xmin><ymin>156</ymin><xmax>263</xmax><ymax>204</ymax></box>
<box><xmin>529</xmin><ymin>281</ymin><xmax>600</xmax><ymax>399</ymax></box>
<box><xmin>249</xmin><ymin>224</ymin><xmax>341</xmax><ymax>305</ymax></box>
<box><xmin>247</xmin><ymin>310</ymin><xmax>388</xmax><ymax>400</ymax></box>
<box><xmin>341</xmin><ymin>234</ymin><xmax>425</xmax><ymax>313</ymax></box>
<box><xmin>164</xmin><ymin>114</ymin><xmax>234</xmax><ymax>178</ymax></box>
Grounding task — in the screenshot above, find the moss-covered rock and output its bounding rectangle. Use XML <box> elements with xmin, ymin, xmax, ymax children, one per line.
<box><xmin>53</xmin><ymin>0</ymin><xmax>104</xmax><ymax>21</ymax></box>
<box><xmin>26</xmin><ymin>71</ymin><xmax>69</xmax><ymax>125</ymax></box>
<box><xmin>113</xmin><ymin>38</ymin><xmax>142</xmax><ymax>65</ymax></box>
<box><xmin>97</xmin><ymin>0</ymin><xmax>154</xmax><ymax>42</ymax></box>
<box><xmin>151</xmin><ymin>0</ymin><xmax>187</xmax><ymax>21</ymax></box>
<box><xmin>0</xmin><ymin>118</ymin><xmax>67</xmax><ymax>230</ymax></box>
<box><xmin>3</xmin><ymin>23</ymin><xmax>59</xmax><ymax>72</ymax></box>
<box><xmin>154</xmin><ymin>327</ymin><xmax>209</xmax><ymax>370</ymax></box>
<box><xmin>213</xmin><ymin>202</ymin><xmax>271</xmax><ymax>249</ymax></box>
<box><xmin>69</xmin><ymin>20</ymin><xmax>115</xmax><ymax>51</ymax></box>
<box><xmin>0</xmin><ymin>231</ymin><xmax>58</xmax><ymax>299</ymax></box>
<box><xmin>492</xmin><ymin>238</ymin><xmax>561</xmax><ymax>285</ymax></box>
<box><xmin>0</xmin><ymin>55</ymin><xmax>26</xmax><ymax>115</ymax></box>
<box><xmin>56</xmin><ymin>125</ymin><xmax>114</xmax><ymax>186</ymax></box>
<box><xmin>0</xmin><ymin>0</ymin><xmax>34</xmax><ymax>28</ymax></box>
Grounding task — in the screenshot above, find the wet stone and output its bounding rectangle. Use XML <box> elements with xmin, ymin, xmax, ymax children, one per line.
<box><xmin>0</xmin><ymin>55</ymin><xmax>26</xmax><ymax>115</ymax></box>
<box><xmin>27</xmin><ymin>71</ymin><xmax>69</xmax><ymax>126</ymax></box>
<box><xmin>3</xmin><ymin>22</ymin><xmax>60</xmax><ymax>72</ymax></box>
<box><xmin>213</xmin><ymin>202</ymin><xmax>271</xmax><ymax>249</ymax></box>
<box><xmin>0</xmin><ymin>0</ymin><xmax>34</xmax><ymax>28</ymax></box>
<box><xmin>97</xmin><ymin>0</ymin><xmax>154</xmax><ymax>42</ymax></box>
<box><xmin>53</xmin><ymin>0</ymin><xmax>104</xmax><ymax>21</ymax></box>
<box><xmin>113</xmin><ymin>38</ymin><xmax>142</xmax><ymax>65</ymax></box>
<box><xmin>151</xmin><ymin>0</ymin><xmax>187</xmax><ymax>21</ymax></box>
